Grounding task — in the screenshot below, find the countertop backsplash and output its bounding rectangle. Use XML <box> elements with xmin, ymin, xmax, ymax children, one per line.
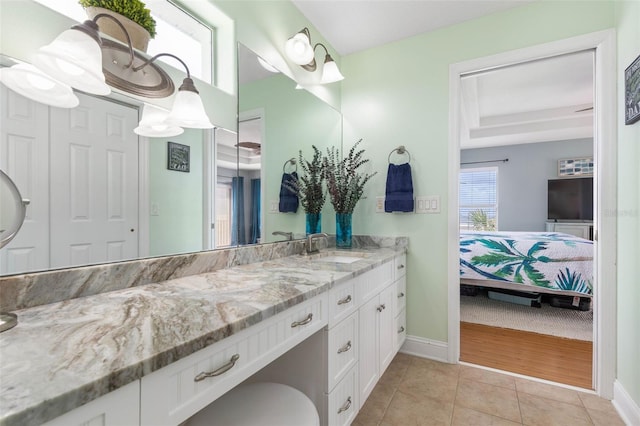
<box><xmin>0</xmin><ymin>235</ymin><xmax>408</xmax><ymax>312</ymax></box>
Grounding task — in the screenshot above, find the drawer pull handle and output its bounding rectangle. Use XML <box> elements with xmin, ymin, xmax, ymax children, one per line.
<box><xmin>397</xmin><ymin>264</ymin><xmax>405</xmax><ymax>270</ymax></box>
<box><xmin>376</xmin><ymin>304</ymin><xmax>386</xmax><ymax>312</ymax></box>
<box><xmin>291</xmin><ymin>313</ymin><xmax>313</xmax><ymax>328</ymax></box>
<box><xmin>194</xmin><ymin>354</ymin><xmax>240</xmax><ymax>382</ymax></box>
<box><xmin>398</xmin><ymin>326</ymin><xmax>405</xmax><ymax>333</ymax></box>
<box><xmin>337</xmin><ymin>295</ymin><xmax>352</xmax><ymax>305</ymax></box>
<box><xmin>337</xmin><ymin>340</ymin><xmax>352</xmax><ymax>354</ymax></box>
<box><xmin>397</xmin><ymin>292</ymin><xmax>405</xmax><ymax>298</ymax></box>
<box><xmin>337</xmin><ymin>396</ymin><xmax>352</xmax><ymax>414</ymax></box>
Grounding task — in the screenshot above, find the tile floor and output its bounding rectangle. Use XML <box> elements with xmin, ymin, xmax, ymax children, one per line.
<box><xmin>352</xmin><ymin>353</ymin><xmax>625</xmax><ymax>426</ymax></box>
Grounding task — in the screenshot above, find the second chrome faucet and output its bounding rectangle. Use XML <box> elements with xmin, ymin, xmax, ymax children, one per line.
<box><xmin>306</xmin><ymin>233</ymin><xmax>328</xmax><ymax>254</ymax></box>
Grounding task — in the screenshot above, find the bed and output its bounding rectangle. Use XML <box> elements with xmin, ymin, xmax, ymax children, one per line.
<box><xmin>460</xmin><ymin>231</ymin><xmax>593</xmax><ymax>297</ymax></box>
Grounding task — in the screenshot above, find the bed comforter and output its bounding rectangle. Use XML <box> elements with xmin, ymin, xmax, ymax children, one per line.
<box><xmin>460</xmin><ymin>231</ymin><xmax>593</xmax><ymax>296</ymax></box>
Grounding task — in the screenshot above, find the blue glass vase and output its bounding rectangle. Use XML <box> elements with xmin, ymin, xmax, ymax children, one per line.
<box><xmin>335</xmin><ymin>213</ymin><xmax>353</xmax><ymax>248</ymax></box>
<box><xmin>305</xmin><ymin>213</ymin><xmax>322</xmax><ymax>235</ymax></box>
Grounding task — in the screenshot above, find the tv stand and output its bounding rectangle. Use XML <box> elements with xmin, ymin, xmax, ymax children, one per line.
<box><xmin>546</xmin><ymin>221</ymin><xmax>594</xmax><ymax>240</ymax></box>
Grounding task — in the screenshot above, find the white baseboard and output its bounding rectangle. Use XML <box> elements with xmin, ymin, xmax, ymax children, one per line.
<box><xmin>399</xmin><ymin>335</ymin><xmax>449</xmax><ymax>363</ymax></box>
<box><xmin>613</xmin><ymin>380</ymin><xmax>640</xmax><ymax>426</ymax></box>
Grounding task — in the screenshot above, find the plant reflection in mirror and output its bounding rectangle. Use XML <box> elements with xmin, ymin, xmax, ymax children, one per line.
<box><xmin>285</xmin><ymin>145</ymin><xmax>326</xmax><ymax>214</ymax></box>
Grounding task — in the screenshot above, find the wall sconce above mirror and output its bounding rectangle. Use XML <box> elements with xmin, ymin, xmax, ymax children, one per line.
<box><xmin>0</xmin><ymin>11</ymin><xmax>213</xmax><ymax>135</ymax></box>
<box><xmin>285</xmin><ymin>27</ymin><xmax>344</xmax><ymax>84</ymax></box>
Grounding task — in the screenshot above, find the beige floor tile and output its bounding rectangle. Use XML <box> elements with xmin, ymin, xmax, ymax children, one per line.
<box><xmin>452</xmin><ymin>406</ymin><xmax>522</xmax><ymax>426</ymax></box>
<box><xmin>460</xmin><ymin>365</ymin><xmax>516</xmax><ymax>390</ymax></box>
<box><xmin>391</xmin><ymin>352</ymin><xmax>414</xmax><ymax>367</ymax></box>
<box><xmin>379</xmin><ymin>359</ymin><xmax>410</xmax><ymax>388</ymax></box>
<box><xmin>381</xmin><ymin>390</ymin><xmax>453</xmax><ymax>426</ymax></box>
<box><xmin>577</xmin><ymin>391</ymin><xmax>616</xmax><ymax>412</ymax></box>
<box><xmin>399</xmin><ymin>364</ymin><xmax>459</xmax><ymax>403</ymax></box>
<box><xmin>410</xmin><ymin>356</ymin><xmax>461</xmax><ymax>379</ymax></box>
<box><xmin>455</xmin><ymin>378</ymin><xmax>522</xmax><ymax>423</ymax></box>
<box><xmin>518</xmin><ymin>392</ymin><xmax>592</xmax><ymax>426</ymax></box>
<box><xmin>356</xmin><ymin>382</ymin><xmax>397</xmax><ymax>425</ymax></box>
<box><xmin>515</xmin><ymin>378</ymin><xmax>583</xmax><ymax>406</ymax></box>
<box><xmin>586</xmin><ymin>406</ymin><xmax>626</xmax><ymax>426</ymax></box>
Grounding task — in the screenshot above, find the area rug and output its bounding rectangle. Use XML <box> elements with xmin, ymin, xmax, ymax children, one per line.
<box><xmin>460</xmin><ymin>292</ymin><xmax>593</xmax><ymax>341</ymax></box>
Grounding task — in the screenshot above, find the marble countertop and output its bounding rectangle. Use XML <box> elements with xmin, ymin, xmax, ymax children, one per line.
<box><xmin>0</xmin><ymin>247</ymin><xmax>402</xmax><ymax>426</ymax></box>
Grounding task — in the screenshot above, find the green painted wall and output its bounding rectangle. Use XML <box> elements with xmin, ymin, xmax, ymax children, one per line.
<box><xmin>615</xmin><ymin>0</ymin><xmax>640</xmax><ymax>409</ymax></box>
<box><xmin>239</xmin><ymin>73</ymin><xmax>341</xmax><ymax>241</ymax></box>
<box><xmin>148</xmin><ymin>130</ymin><xmax>204</xmax><ymax>256</ymax></box>
<box><xmin>341</xmin><ymin>1</ymin><xmax>615</xmax><ymax>343</ymax></box>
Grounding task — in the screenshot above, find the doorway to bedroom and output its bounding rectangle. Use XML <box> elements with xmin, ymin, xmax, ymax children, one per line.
<box><xmin>455</xmin><ymin>50</ymin><xmax>596</xmax><ymax>388</ymax></box>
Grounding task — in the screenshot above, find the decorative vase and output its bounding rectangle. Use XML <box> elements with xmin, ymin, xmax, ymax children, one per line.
<box><xmin>85</xmin><ymin>7</ymin><xmax>151</xmax><ymax>52</ymax></box>
<box><xmin>305</xmin><ymin>213</ymin><xmax>321</xmax><ymax>235</ymax></box>
<box><xmin>335</xmin><ymin>213</ymin><xmax>352</xmax><ymax>248</ymax></box>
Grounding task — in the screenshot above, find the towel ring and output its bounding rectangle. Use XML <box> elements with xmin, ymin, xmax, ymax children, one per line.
<box><xmin>283</xmin><ymin>158</ymin><xmax>297</xmax><ymax>173</ymax></box>
<box><xmin>388</xmin><ymin>146</ymin><xmax>411</xmax><ymax>164</ymax></box>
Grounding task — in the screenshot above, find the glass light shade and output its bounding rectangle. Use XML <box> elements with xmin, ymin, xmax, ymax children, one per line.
<box><xmin>134</xmin><ymin>104</ymin><xmax>184</xmax><ymax>138</ymax></box>
<box><xmin>285</xmin><ymin>33</ymin><xmax>314</xmax><ymax>65</ymax></box>
<box><xmin>32</xmin><ymin>28</ymin><xmax>110</xmax><ymax>96</ymax></box>
<box><xmin>166</xmin><ymin>89</ymin><xmax>214</xmax><ymax>129</ymax></box>
<box><xmin>257</xmin><ymin>57</ymin><xmax>279</xmax><ymax>73</ymax></box>
<box><xmin>321</xmin><ymin>57</ymin><xmax>345</xmax><ymax>84</ymax></box>
<box><xmin>0</xmin><ymin>63</ymin><xmax>79</xmax><ymax>108</ymax></box>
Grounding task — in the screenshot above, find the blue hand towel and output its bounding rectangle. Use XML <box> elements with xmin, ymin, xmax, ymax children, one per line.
<box><xmin>385</xmin><ymin>163</ymin><xmax>414</xmax><ymax>212</ymax></box>
<box><xmin>279</xmin><ymin>172</ymin><xmax>299</xmax><ymax>213</ymax></box>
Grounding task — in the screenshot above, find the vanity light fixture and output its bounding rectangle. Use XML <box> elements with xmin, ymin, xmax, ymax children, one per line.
<box><xmin>285</xmin><ymin>27</ymin><xmax>344</xmax><ymax>84</ymax></box>
<box><xmin>0</xmin><ymin>62</ymin><xmax>80</xmax><ymax>108</ymax></box>
<box><xmin>0</xmin><ymin>13</ymin><xmax>213</xmax><ymax>133</ymax></box>
<box><xmin>134</xmin><ymin>103</ymin><xmax>184</xmax><ymax>138</ymax></box>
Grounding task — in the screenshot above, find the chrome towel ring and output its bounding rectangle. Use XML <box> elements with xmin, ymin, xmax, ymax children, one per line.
<box><xmin>388</xmin><ymin>146</ymin><xmax>411</xmax><ymax>164</ymax></box>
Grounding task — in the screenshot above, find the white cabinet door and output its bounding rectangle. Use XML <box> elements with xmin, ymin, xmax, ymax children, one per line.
<box><xmin>378</xmin><ymin>285</ymin><xmax>395</xmax><ymax>374</ymax></box>
<box><xmin>358</xmin><ymin>294</ymin><xmax>380</xmax><ymax>403</ymax></box>
<box><xmin>43</xmin><ymin>380</ymin><xmax>139</xmax><ymax>426</ymax></box>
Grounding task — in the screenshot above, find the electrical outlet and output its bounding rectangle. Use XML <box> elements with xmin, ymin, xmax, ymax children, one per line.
<box><xmin>150</xmin><ymin>202</ymin><xmax>160</xmax><ymax>216</ymax></box>
<box><xmin>269</xmin><ymin>200</ymin><xmax>279</xmax><ymax>213</ymax></box>
<box><xmin>376</xmin><ymin>196</ymin><xmax>385</xmax><ymax>213</ymax></box>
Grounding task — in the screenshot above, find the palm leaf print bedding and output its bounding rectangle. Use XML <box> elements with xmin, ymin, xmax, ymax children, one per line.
<box><xmin>460</xmin><ymin>231</ymin><xmax>593</xmax><ymax>295</ymax></box>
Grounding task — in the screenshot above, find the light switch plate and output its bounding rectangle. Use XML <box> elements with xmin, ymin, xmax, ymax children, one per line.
<box><xmin>376</xmin><ymin>196</ymin><xmax>385</xmax><ymax>213</ymax></box>
<box><xmin>269</xmin><ymin>200</ymin><xmax>279</xmax><ymax>213</ymax></box>
<box><xmin>415</xmin><ymin>196</ymin><xmax>441</xmax><ymax>214</ymax></box>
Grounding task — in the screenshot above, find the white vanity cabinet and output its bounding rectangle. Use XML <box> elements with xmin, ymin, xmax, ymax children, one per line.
<box><xmin>357</xmin><ymin>260</ymin><xmax>395</xmax><ymax>405</ymax></box>
<box><xmin>42</xmin><ymin>380</ymin><xmax>139</xmax><ymax>426</ymax></box>
<box><xmin>140</xmin><ymin>294</ymin><xmax>327</xmax><ymax>426</ymax></box>
<box><xmin>394</xmin><ymin>253</ymin><xmax>407</xmax><ymax>351</ymax></box>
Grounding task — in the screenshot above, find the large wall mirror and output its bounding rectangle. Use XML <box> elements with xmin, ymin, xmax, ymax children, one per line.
<box><xmin>0</xmin><ymin>2</ymin><xmax>342</xmax><ymax>277</ymax></box>
<box><xmin>236</xmin><ymin>43</ymin><xmax>342</xmax><ymax>245</ymax></box>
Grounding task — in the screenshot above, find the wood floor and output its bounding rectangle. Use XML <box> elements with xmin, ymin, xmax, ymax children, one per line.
<box><xmin>460</xmin><ymin>322</ymin><xmax>593</xmax><ymax>389</ymax></box>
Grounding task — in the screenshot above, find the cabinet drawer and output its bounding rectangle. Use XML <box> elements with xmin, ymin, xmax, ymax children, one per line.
<box><xmin>359</xmin><ymin>261</ymin><xmax>393</xmax><ymax>303</ymax></box>
<box><xmin>326</xmin><ymin>311</ymin><xmax>358</xmax><ymax>392</ymax></box>
<box><xmin>328</xmin><ymin>278</ymin><xmax>358</xmax><ymax>328</ymax></box>
<box><xmin>394</xmin><ymin>253</ymin><xmax>407</xmax><ymax>279</ymax></box>
<box><xmin>395</xmin><ymin>309</ymin><xmax>406</xmax><ymax>352</ymax></box>
<box><xmin>327</xmin><ymin>365</ymin><xmax>358</xmax><ymax>426</ymax></box>
<box><xmin>395</xmin><ymin>274</ymin><xmax>406</xmax><ymax>317</ymax></box>
<box><xmin>140</xmin><ymin>294</ymin><xmax>327</xmax><ymax>426</ymax></box>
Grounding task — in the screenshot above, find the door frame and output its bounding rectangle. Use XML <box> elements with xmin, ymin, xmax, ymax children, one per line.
<box><xmin>447</xmin><ymin>29</ymin><xmax>617</xmax><ymax>398</ymax></box>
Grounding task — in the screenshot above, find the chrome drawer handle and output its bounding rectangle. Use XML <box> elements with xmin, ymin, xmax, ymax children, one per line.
<box><xmin>337</xmin><ymin>396</ymin><xmax>352</xmax><ymax>414</ymax></box>
<box><xmin>398</xmin><ymin>326</ymin><xmax>405</xmax><ymax>333</ymax></box>
<box><xmin>376</xmin><ymin>304</ymin><xmax>386</xmax><ymax>312</ymax></box>
<box><xmin>337</xmin><ymin>340</ymin><xmax>352</xmax><ymax>354</ymax></box>
<box><xmin>291</xmin><ymin>313</ymin><xmax>313</xmax><ymax>328</ymax></box>
<box><xmin>397</xmin><ymin>292</ymin><xmax>405</xmax><ymax>298</ymax></box>
<box><xmin>397</xmin><ymin>264</ymin><xmax>405</xmax><ymax>270</ymax></box>
<box><xmin>337</xmin><ymin>294</ymin><xmax>352</xmax><ymax>305</ymax></box>
<box><xmin>194</xmin><ymin>354</ymin><xmax>240</xmax><ymax>382</ymax></box>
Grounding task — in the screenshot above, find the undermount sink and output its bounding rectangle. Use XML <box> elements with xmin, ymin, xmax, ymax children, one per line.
<box><xmin>308</xmin><ymin>251</ymin><xmax>367</xmax><ymax>264</ymax></box>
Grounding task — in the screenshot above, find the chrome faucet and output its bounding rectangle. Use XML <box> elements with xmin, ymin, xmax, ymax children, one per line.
<box><xmin>306</xmin><ymin>233</ymin><xmax>328</xmax><ymax>254</ymax></box>
<box><xmin>272</xmin><ymin>231</ymin><xmax>294</xmax><ymax>241</ymax></box>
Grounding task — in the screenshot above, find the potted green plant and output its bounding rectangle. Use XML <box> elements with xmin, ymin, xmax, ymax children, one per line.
<box><xmin>286</xmin><ymin>145</ymin><xmax>326</xmax><ymax>235</ymax></box>
<box><xmin>323</xmin><ymin>139</ymin><xmax>376</xmax><ymax>248</ymax></box>
<box><xmin>79</xmin><ymin>0</ymin><xmax>157</xmax><ymax>52</ymax></box>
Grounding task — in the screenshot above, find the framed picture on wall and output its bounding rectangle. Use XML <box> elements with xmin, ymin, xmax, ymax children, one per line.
<box><xmin>625</xmin><ymin>54</ymin><xmax>640</xmax><ymax>125</ymax></box>
<box><xmin>167</xmin><ymin>142</ymin><xmax>190</xmax><ymax>172</ymax></box>
<box><xmin>558</xmin><ymin>157</ymin><xmax>593</xmax><ymax>177</ymax></box>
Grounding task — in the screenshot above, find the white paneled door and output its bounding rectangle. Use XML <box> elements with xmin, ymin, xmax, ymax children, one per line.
<box><xmin>0</xmin><ymin>86</ymin><xmax>50</xmax><ymax>274</ymax></box>
<box><xmin>1</xmin><ymin>89</ymin><xmax>139</xmax><ymax>274</ymax></box>
<box><xmin>49</xmin><ymin>93</ymin><xmax>139</xmax><ymax>268</ymax></box>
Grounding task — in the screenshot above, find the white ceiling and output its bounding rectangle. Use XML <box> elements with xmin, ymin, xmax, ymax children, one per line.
<box><xmin>289</xmin><ymin>0</ymin><xmax>594</xmax><ymax>149</ymax></box>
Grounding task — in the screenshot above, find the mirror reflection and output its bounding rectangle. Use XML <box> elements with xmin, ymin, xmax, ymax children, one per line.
<box><xmin>237</xmin><ymin>43</ymin><xmax>342</xmax><ymax>244</ymax></box>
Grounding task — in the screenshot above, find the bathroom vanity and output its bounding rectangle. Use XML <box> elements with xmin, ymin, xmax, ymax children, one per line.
<box><xmin>0</xmin><ymin>239</ymin><xmax>407</xmax><ymax>426</ymax></box>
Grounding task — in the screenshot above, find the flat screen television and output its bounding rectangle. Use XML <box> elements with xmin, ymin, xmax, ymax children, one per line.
<box><xmin>547</xmin><ymin>177</ymin><xmax>593</xmax><ymax>221</ymax></box>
